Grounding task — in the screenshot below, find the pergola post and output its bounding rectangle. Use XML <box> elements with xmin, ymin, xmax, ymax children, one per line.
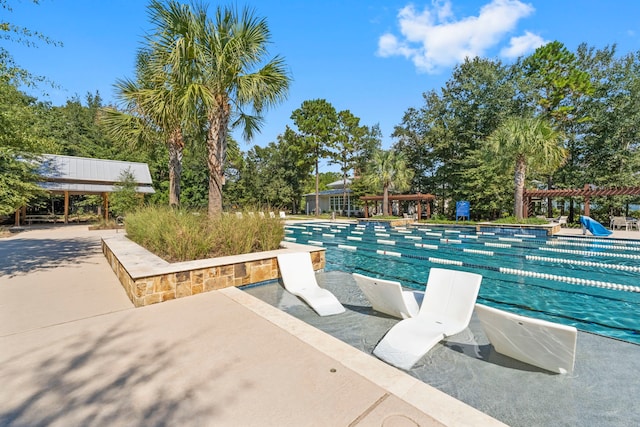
<box><xmin>416</xmin><ymin>201</ymin><xmax>422</xmax><ymax>220</ymax></box>
<box><xmin>102</xmin><ymin>192</ymin><xmax>109</xmax><ymax>221</ymax></box>
<box><xmin>64</xmin><ymin>191</ymin><xmax>69</xmax><ymax>224</ymax></box>
<box><xmin>364</xmin><ymin>201</ymin><xmax>369</xmax><ymax>218</ymax></box>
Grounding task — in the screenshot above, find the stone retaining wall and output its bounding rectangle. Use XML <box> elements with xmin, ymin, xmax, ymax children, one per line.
<box><xmin>102</xmin><ymin>234</ymin><xmax>325</xmax><ymax>307</ymax></box>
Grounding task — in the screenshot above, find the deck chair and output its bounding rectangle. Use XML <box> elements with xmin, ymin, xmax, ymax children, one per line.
<box><xmin>352</xmin><ymin>273</ymin><xmax>423</xmax><ymax>319</ymax></box>
<box><xmin>279</xmin><ymin>211</ymin><xmax>287</xmax><ymax>219</ymax></box>
<box><xmin>269</xmin><ymin>211</ymin><xmax>276</xmax><ymax>219</ymax></box>
<box><xmin>276</xmin><ymin>252</ymin><xmax>345</xmax><ymax>316</ymax></box>
<box><xmin>258</xmin><ymin>211</ymin><xmax>266</xmax><ymax>219</ymax></box>
<box><xmin>475</xmin><ymin>304</ymin><xmax>577</xmax><ymax>374</ymax></box>
<box><xmin>373</xmin><ymin>268</ymin><xmax>482</xmax><ymax>370</ymax></box>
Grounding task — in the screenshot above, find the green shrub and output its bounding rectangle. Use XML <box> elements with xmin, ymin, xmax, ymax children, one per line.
<box><xmin>125</xmin><ymin>206</ymin><xmax>285</xmax><ymax>262</ymax></box>
<box><xmin>493</xmin><ymin>216</ymin><xmax>549</xmax><ymax>225</ymax></box>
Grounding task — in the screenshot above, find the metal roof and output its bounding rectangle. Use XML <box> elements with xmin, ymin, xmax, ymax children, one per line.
<box><xmin>37</xmin><ymin>154</ymin><xmax>155</xmax><ymax>194</ymax></box>
<box><xmin>304</xmin><ymin>189</ymin><xmax>353</xmax><ymax>197</ymax></box>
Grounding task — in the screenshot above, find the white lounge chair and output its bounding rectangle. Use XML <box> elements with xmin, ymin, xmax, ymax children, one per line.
<box><xmin>352</xmin><ymin>273</ymin><xmax>423</xmax><ymax>319</ymax></box>
<box><xmin>276</xmin><ymin>252</ymin><xmax>345</xmax><ymax>316</ymax></box>
<box><xmin>279</xmin><ymin>211</ymin><xmax>286</xmax><ymax>219</ymax></box>
<box><xmin>474</xmin><ymin>304</ymin><xmax>577</xmax><ymax>374</ymax></box>
<box><xmin>269</xmin><ymin>211</ymin><xmax>276</xmax><ymax>219</ymax></box>
<box><xmin>235</xmin><ymin>212</ymin><xmax>243</xmax><ymax>219</ymax></box>
<box><xmin>373</xmin><ymin>268</ymin><xmax>482</xmax><ymax>370</ymax></box>
<box><xmin>258</xmin><ymin>211</ymin><xmax>265</xmax><ymax>219</ymax></box>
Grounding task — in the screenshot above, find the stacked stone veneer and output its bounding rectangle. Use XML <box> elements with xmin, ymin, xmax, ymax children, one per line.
<box><xmin>102</xmin><ymin>234</ymin><xmax>325</xmax><ymax>307</ymax></box>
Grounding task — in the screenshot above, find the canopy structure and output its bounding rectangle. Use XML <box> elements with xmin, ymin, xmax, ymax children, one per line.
<box><xmin>16</xmin><ymin>154</ymin><xmax>155</xmax><ymax>225</ymax></box>
<box><xmin>523</xmin><ymin>184</ymin><xmax>640</xmax><ymax>217</ymax></box>
<box><xmin>360</xmin><ymin>193</ymin><xmax>435</xmax><ymax>219</ymax></box>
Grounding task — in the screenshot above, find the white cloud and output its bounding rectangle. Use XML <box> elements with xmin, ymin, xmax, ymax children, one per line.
<box><xmin>501</xmin><ymin>31</ymin><xmax>547</xmax><ymax>58</ymax></box>
<box><xmin>378</xmin><ymin>0</ymin><xmax>541</xmax><ymax>73</ymax></box>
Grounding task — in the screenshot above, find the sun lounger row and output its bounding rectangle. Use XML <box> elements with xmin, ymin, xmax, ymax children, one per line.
<box><xmin>276</xmin><ymin>252</ymin><xmax>576</xmax><ymax>374</ymax></box>
<box><xmin>232</xmin><ymin>211</ymin><xmax>287</xmax><ymax>219</ymax></box>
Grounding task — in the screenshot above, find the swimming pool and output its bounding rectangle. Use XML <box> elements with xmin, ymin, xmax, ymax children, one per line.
<box><xmin>283</xmin><ymin>222</ymin><xmax>640</xmax><ymax>344</ymax></box>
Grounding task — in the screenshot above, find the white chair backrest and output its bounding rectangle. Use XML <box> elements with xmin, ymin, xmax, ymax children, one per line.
<box><xmin>235</xmin><ymin>212</ymin><xmax>243</xmax><ymax>219</ymax></box>
<box><xmin>419</xmin><ymin>268</ymin><xmax>482</xmax><ymax>335</ymax></box>
<box><xmin>258</xmin><ymin>212</ymin><xmax>265</xmax><ymax>218</ymax></box>
<box><xmin>279</xmin><ymin>211</ymin><xmax>286</xmax><ymax>218</ymax></box>
<box><xmin>277</xmin><ymin>252</ymin><xmax>317</xmax><ymax>293</ymax></box>
<box><xmin>269</xmin><ymin>212</ymin><xmax>276</xmax><ymax>218</ymax></box>
<box><xmin>353</xmin><ymin>273</ymin><xmax>418</xmax><ymax>319</ymax></box>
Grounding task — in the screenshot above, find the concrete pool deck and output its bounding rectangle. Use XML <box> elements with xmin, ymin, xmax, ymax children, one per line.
<box><xmin>0</xmin><ymin>225</ymin><xmax>502</xmax><ymax>426</ymax></box>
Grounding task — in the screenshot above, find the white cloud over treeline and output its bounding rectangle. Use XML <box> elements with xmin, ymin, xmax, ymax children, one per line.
<box><xmin>378</xmin><ymin>0</ymin><xmax>547</xmax><ymax>73</ymax></box>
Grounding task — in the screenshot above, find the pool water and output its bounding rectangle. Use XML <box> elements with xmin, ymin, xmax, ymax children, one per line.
<box><xmin>284</xmin><ymin>222</ymin><xmax>640</xmax><ymax>344</ymax></box>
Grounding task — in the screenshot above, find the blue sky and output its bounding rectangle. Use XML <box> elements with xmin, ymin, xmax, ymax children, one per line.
<box><xmin>7</xmin><ymin>0</ymin><xmax>640</xmax><ymax>155</ymax></box>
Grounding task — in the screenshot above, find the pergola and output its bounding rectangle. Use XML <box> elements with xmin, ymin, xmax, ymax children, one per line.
<box><xmin>523</xmin><ymin>184</ymin><xmax>640</xmax><ymax>217</ymax></box>
<box><xmin>15</xmin><ymin>154</ymin><xmax>155</xmax><ymax>225</ymax></box>
<box><xmin>360</xmin><ymin>193</ymin><xmax>436</xmax><ymax>219</ymax></box>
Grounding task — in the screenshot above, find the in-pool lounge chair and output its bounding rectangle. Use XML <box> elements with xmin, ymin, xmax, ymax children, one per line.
<box><xmin>373</xmin><ymin>268</ymin><xmax>482</xmax><ymax>370</ymax></box>
<box><xmin>475</xmin><ymin>304</ymin><xmax>577</xmax><ymax>374</ymax></box>
<box><xmin>352</xmin><ymin>273</ymin><xmax>424</xmax><ymax>319</ymax></box>
<box><xmin>276</xmin><ymin>252</ymin><xmax>345</xmax><ymax>316</ymax></box>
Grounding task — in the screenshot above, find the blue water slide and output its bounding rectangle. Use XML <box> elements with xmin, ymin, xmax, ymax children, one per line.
<box><xmin>579</xmin><ymin>215</ymin><xmax>613</xmax><ymax>237</ymax></box>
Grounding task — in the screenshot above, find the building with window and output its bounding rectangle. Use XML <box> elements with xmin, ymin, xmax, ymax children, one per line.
<box><xmin>304</xmin><ymin>178</ymin><xmax>359</xmax><ymax>216</ymax></box>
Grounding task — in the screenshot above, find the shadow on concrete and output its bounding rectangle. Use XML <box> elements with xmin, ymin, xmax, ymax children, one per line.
<box><xmin>0</xmin><ymin>238</ymin><xmax>101</xmax><ymax>277</ymax></box>
<box><xmin>0</xmin><ymin>318</ymin><xmax>237</xmax><ymax>426</ymax></box>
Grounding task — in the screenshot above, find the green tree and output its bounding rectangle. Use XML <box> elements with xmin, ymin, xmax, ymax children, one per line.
<box><xmin>290</xmin><ymin>99</ymin><xmax>338</xmax><ymax>216</ymax></box>
<box><xmin>363</xmin><ymin>150</ymin><xmax>413</xmax><ymax>216</ymax></box>
<box><xmin>146</xmin><ymin>0</ymin><xmax>290</xmax><ymax>216</ymax></box>
<box><xmin>486</xmin><ymin>116</ymin><xmax>566</xmax><ymax>221</ymax></box>
<box><xmin>102</xmin><ymin>48</ymin><xmax>188</xmax><ymax>207</ymax></box>
<box><xmin>109</xmin><ymin>168</ymin><xmax>142</xmax><ymax>217</ymax></box>
<box><xmin>330</xmin><ymin>110</ymin><xmax>367</xmax><ymax>215</ymax></box>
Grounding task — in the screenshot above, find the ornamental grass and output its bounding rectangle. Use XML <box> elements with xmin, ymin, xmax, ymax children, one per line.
<box><xmin>124</xmin><ymin>206</ymin><xmax>285</xmax><ymax>262</ymax></box>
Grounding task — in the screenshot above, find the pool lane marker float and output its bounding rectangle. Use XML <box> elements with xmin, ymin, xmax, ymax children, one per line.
<box><xmin>485</xmin><ymin>242</ymin><xmax>511</xmax><ymax>248</ymax></box>
<box><xmin>424</xmin><ymin>232</ymin><xmax>442</xmax><ymax>237</ymax></box>
<box><xmin>338</xmin><ymin>244</ymin><xmax>357</xmax><ymax>251</ymax></box>
<box><xmin>308</xmin><ymin>240</ymin><xmax>323</xmax><ymax>246</ymax></box>
<box><xmin>557</xmin><ymin>236</ymin><xmax>640</xmax><ymax>246</ymax></box>
<box><xmin>284</xmin><ymin>237</ymin><xmax>296</xmax><ymax>242</ymax></box>
<box><xmin>285</xmin><ymin>225</ymin><xmax>306</xmax><ymax>230</ymax></box>
<box><xmin>351</xmin><ymin>231</ymin><xmax>364</xmax><ymax>235</ymax></box>
<box><xmin>440</xmin><ymin>238</ymin><xmax>462</xmax><ymax>244</ymax></box>
<box><xmin>377</xmin><ymin>249</ymin><xmax>401</xmax><ymax>257</ymax></box>
<box><xmin>499</xmin><ymin>267</ymin><xmax>640</xmax><ymax>293</ymax></box>
<box><xmin>302</xmin><ymin>231</ymin><xmax>312</xmax><ymax>235</ymax></box>
<box><xmin>445</xmin><ymin>229</ymin><xmax>461</xmax><ymax>234</ymax></box>
<box><xmin>547</xmin><ymin>240</ymin><xmax>640</xmax><ymax>252</ymax></box>
<box><xmin>461</xmin><ymin>234</ymin><xmax>479</xmax><ymax>239</ymax></box>
<box><xmin>322</xmin><ymin>233</ymin><xmax>336</xmax><ymax>238</ymax></box>
<box><xmin>499</xmin><ymin>237</ymin><xmax>523</xmax><ymax>242</ymax></box>
<box><xmin>540</xmin><ymin>247</ymin><xmax>640</xmax><ymax>260</ymax></box>
<box><xmin>514</xmin><ymin>234</ymin><xmax>537</xmax><ymax>238</ymax></box>
<box><xmin>377</xmin><ymin>239</ymin><xmax>396</xmax><ymax>245</ymax></box>
<box><xmin>464</xmin><ymin>248</ymin><xmax>494</xmax><ymax>256</ymax></box>
<box><xmin>284</xmin><ymin>229</ymin><xmax>294</xmax><ymax>234</ymax></box>
<box><xmin>429</xmin><ymin>257</ymin><xmax>463</xmax><ymax>266</ymax></box>
<box><xmin>415</xmin><ymin>243</ymin><xmax>438</xmax><ymax>250</ymax></box>
<box><xmin>347</xmin><ymin>236</ymin><xmax>362</xmax><ymax>241</ymax></box>
<box><xmin>375</xmin><ymin>233</ymin><xmax>391</xmax><ymax>237</ymax></box>
<box><xmin>404</xmin><ymin>235</ymin><xmax>422</xmax><ymax>240</ymax></box>
<box><xmin>478</xmin><ymin>232</ymin><xmax>495</xmax><ymax>236</ymax></box>
<box><xmin>396</xmin><ymin>230</ymin><xmax>412</xmax><ymax>234</ymax></box>
<box><xmin>526</xmin><ymin>255</ymin><xmax>640</xmax><ymax>272</ymax></box>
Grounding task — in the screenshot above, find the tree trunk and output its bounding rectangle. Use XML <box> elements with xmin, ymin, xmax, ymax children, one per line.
<box><xmin>342</xmin><ymin>168</ymin><xmax>347</xmax><ymax>217</ymax></box>
<box><xmin>514</xmin><ymin>158</ymin><xmax>526</xmax><ymax>221</ymax></box>
<box><xmin>207</xmin><ymin>103</ymin><xmax>230</xmax><ymax>216</ymax></box>
<box><xmin>315</xmin><ymin>147</ymin><xmax>320</xmax><ymax>217</ymax></box>
<box><xmin>383</xmin><ymin>185</ymin><xmax>389</xmax><ymax>216</ymax></box>
<box><xmin>167</xmin><ymin>129</ymin><xmax>184</xmax><ymax>208</ymax></box>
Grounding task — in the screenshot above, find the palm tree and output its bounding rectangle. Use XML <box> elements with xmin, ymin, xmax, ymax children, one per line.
<box><xmin>364</xmin><ymin>150</ymin><xmax>414</xmax><ymax>216</ymax></box>
<box><xmin>147</xmin><ymin>1</ymin><xmax>290</xmax><ymax>216</ymax></box>
<box><xmin>486</xmin><ymin>116</ymin><xmax>566</xmax><ymax>221</ymax></box>
<box><xmin>102</xmin><ymin>49</ymin><xmax>187</xmax><ymax>207</ymax></box>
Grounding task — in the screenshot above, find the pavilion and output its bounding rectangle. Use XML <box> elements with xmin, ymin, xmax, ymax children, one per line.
<box><xmin>360</xmin><ymin>193</ymin><xmax>435</xmax><ymax>219</ymax></box>
<box><xmin>14</xmin><ymin>154</ymin><xmax>154</xmax><ymax>225</ymax></box>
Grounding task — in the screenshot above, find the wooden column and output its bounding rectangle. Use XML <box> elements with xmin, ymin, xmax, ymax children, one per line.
<box><xmin>416</xmin><ymin>200</ymin><xmax>422</xmax><ymax>220</ymax></box>
<box><xmin>14</xmin><ymin>209</ymin><xmax>20</xmax><ymax>226</ymax></box>
<box><xmin>364</xmin><ymin>201</ymin><xmax>369</xmax><ymax>218</ymax></box>
<box><xmin>584</xmin><ymin>196</ymin><xmax>590</xmax><ymax>217</ymax></box>
<box><xmin>102</xmin><ymin>192</ymin><xmax>109</xmax><ymax>221</ymax></box>
<box><xmin>64</xmin><ymin>191</ymin><xmax>69</xmax><ymax>224</ymax></box>
<box><xmin>426</xmin><ymin>201</ymin><xmax>431</xmax><ymax>219</ymax></box>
